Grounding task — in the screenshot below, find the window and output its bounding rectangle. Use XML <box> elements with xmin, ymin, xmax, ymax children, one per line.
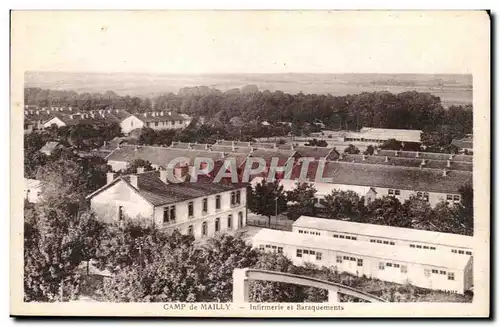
<box><xmin>309</xmin><ymin>250</ymin><xmax>315</xmax><ymax>255</ymax></box>
<box><xmin>453</xmin><ymin>195</ymin><xmax>460</xmax><ymax>201</ymax></box>
<box><xmin>299</xmin><ymin>230</ymin><xmax>303</xmax><ymax>234</ymax></box>
<box><xmin>215</xmin><ymin>218</ymin><xmax>220</xmax><ymax>232</ymax></box>
<box><xmin>333</xmin><ymin>234</ymin><xmax>339</xmax><ymax>238</ymax></box>
<box><xmin>339</xmin><ymin>235</ymin><xmax>345</xmax><ymax>239</ymax></box>
<box><xmin>451</xmin><ymin>249</ymin><xmax>457</xmax><ymax>253</ymax></box>
<box><xmin>203</xmin><ymin>198</ymin><xmax>208</xmax><ymax>212</ymax></box>
<box><xmin>410</xmin><ymin>244</ymin><xmax>415</xmax><ymax>248</ymax></box>
<box><xmin>376</xmin><ymin>240</ymin><xmax>382</xmax><ymax>244</ymax></box>
<box><xmin>458</xmin><ymin>250</ymin><xmax>464</xmax><ymax>254</ymax></box>
<box><xmin>447</xmin><ymin>194</ymin><xmax>453</xmax><ymax>200</ymax></box>
<box><xmin>440</xmin><ymin>270</ymin><xmax>446</xmax><ymax>275</ymax></box>
<box><xmin>343</xmin><ymin>256</ymin><xmax>349</xmax><ymax>260</ymax></box>
<box><xmin>432</xmin><ymin>269</ymin><xmax>439</xmax><ymax>274</ymax></box>
<box><xmin>417</xmin><ymin>191</ymin><xmax>422</xmax><ymax>197</ymax></box>
<box><xmin>163</xmin><ymin>207</ymin><xmax>170</xmax><ymax>223</ymax></box>
<box><xmin>238</xmin><ymin>212</ymin><xmax>244</xmax><ymax>228</ymax></box>
<box><xmin>231</xmin><ymin>192</ymin><xmax>236</xmax><ymax>205</ymax></box>
<box><xmin>424</xmin><ymin>269</ymin><xmax>430</xmax><ymax>277</ymax></box>
<box><xmin>259</xmin><ymin>245</ymin><xmax>264</xmax><ymax>250</ymax></box>
<box><xmin>423</xmin><ymin>193</ymin><xmax>429</xmax><ymax>201</ymax></box>
<box><xmin>394</xmin><ymin>263</ymin><xmax>400</xmax><ymax>268</ymax></box>
<box><xmin>215</xmin><ymin>195</ymin><xmax>221</xmax><ymax>209</ymax></box>
<box><xmin>118</xmin><ymin>206</ymin><xmax>124</xmax><ymax>221</ymax></box>
<box><xmin>227</xmin><ymin>215</ymin><xmax>232</xmax><ymax>230</ymax></box>
<box><xmin>350</xmin><ymin>257</ymin><xmax>356</xmax><ymax>261</ymax></box>
<box><xmin>395</xmin><ymin>190</ymin><xmax>401</xmax><ymax>196</ymax></box>
<box><xmin>466</xmin><ymin>251</ymin><xmax>472</xmax><ymax>255</ymax></box>
<box><xmin>296</xmin><ymin>249</ymin><xmax>302</xmax><ymax>258</ymax></box>
<box><xmin>188</xmin><ymin>202</ymin><xmax>194</xmax><ymax>217</ymax></box>
<box><xmin>188</xmin><ymin>225</ymin><xmax>193</xmax><ymax>235</ymax></box>
<box><xmin>265</xmin><ymin>245</ymin><xmax>271</xmax><ymax>248</ymax></box>
<box><xmin>383</xmin><ymin>241</ymin><xmax>389</xmax><ymax>244</ymax></box>
<box><xmin>390</xmin><ymin>242</ymin><xmax>395</xmax><ymax>245</ymax></box>
<box><xmin>303</xmin><ymin>250</ymin><xmax>309</xmax><ymax>255</ymax></box>
<box><xmin>345</xmin><ymin>236</ymin><xmax>351</xmax><ymax>240</ymax></box>
<box><xmin>379</xmin><ymin>262</ymin><xmax>385</xmax><ymax>270</ymax></box>
<box><xmin>357</xmin><ymin>259</ymin><xmax>363</xmax><ymax>267</ymax></box>
<box><xmin>388</xmin><ymin>189</ymin><xmax>394</xmax><ymax>195</ymax></box>
<box><xmin>277</xmin><ymin>247</ymin><xmax>283</xmax><ymax>254</ymax></box>
<box><xmin>448</xmin><ymin>272</ymin><xmax>455</xmax><ymax>281</ymax></box>
<box><xmin>370</xmin><ymin>239</ymin><xmax>376</xmax><ymax>243</ymax></box>
<box><xmin>416</xmin><ymin>245</ymin><xmax>422</xmax><ymax>249</ymax></box>
<box><xmin>423</xmin><ymin>246</ymin><xmax>429</xmax><ymax>249</ymax></box>
<box><xmin>430</xmin><ymin>247</ymin><xmax>436</xmax><ymax>250</ymax></box>
<box><xmin>401</xmin><ymin>265</ymin><xmax>408</xmax><ymax>273</ymax></box>
<box><xmin>336</xmin><ymin>256</ymin><xmax>343</xmax><ymax>263</ymax></box>
<box><xmin>202</xmin><ymin>222</ymin><xmax>208</xmax><ymax>236</ymax></box>
<box><xmin>316</xmin><ymin>252</ymin><xmax>322</xmax><ymax>260</ymax></box>
<box><xmin>236</xmin><ymin>190</ymin><xmax>241</xmax><ymax>204</ymax></box>
<box><xmin>352</xmin><ymin>237</ymin><xmax>357</xmax><ymax>240</ymax></box>
<box><xmin>386</xmin><ymin>263</ymin><xmax>392</xmax><ymax>267</ymax></box>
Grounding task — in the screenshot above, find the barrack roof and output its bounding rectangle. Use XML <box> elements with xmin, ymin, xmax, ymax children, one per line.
<box><xmin>293</xmin><ymin>216</ymin><xmax>474</xmax><ymax>249</ymax></box>
<box><xmin>252</xmin><ymin>228</ymin><xmax>471</xmax><ymax>270</ymax></box>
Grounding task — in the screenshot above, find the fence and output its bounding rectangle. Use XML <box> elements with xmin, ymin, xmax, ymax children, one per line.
<box><xmin>246</xmin><ymin>217</ymin><xmax>293</xmax><ymax>231</ymax></box>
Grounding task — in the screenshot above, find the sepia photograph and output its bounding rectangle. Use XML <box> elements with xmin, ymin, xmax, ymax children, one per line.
<box><xmin>10</xmin><ymin>10</ymin><xmax>490</xmax><ymax>317</ymax></box>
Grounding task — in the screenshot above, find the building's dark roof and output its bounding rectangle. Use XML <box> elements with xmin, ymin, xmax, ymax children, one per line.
<box><xmin>246</xmin><ymin>148</ymin><xmax>296</xmax><ymax>166</ymax></box>
<box><xmin>170</xmin><ymin>142</ymin><xmax>213</xmax><ymax>151</ymax></box>
<box><xmin>335</xmin><ymin>154</ymin><xmax>472</xmax><ymax>172</ymax></box>
<box><xmin>284</xmin><ymin>161</ymin><xmax>471</xmax><ymax>194</ymax></box>
<box><xmin>293</xmin><ymin>146</ymin><xmax>333</xmax><ymax>160</ymax></box>
<box><xmin>91</xmin><ymin>170</ymin><xmax>245</xmax><ymax>207</ymax></box>
<box><xmin>375</xmin><ymin>150</ymin><xmax>473</xmax><ymax>163</ymax></box>
<box><xmin>106</xmin><ymin>145</ymin><xmax>249</xmax><ymax>168</ymax></box>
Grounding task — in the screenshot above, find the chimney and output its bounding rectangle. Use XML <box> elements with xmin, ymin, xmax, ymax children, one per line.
<box><xmin>362</xmin><ymin>155</ymin><xmax>366</xmax><ymax>161</ymax></box>
<box><xmin>174</xmin><ymin>164</ymin><xmax>189</xmax><ymax>179</ymax></box>
<box><xmin>449</xmin><ymin>154</ymin><xmax>454</xmax><ymax>160</ymax></box>
<box><xmin>68</xmin><ymin>107</ymin><xmax>73</xmax><ymax>112</ymax></box>
<box><xmin>339</xmin><ymin>153</ymin><xmax>344</xmax><ymax>160</ymax></box>
<box><xmin>221</xmin><ymin>152</ymin><xmax>226</xmax><ymax>158</ymax></box>
<box><xmin>188</xmin><ymin>143</ymin><xmax>193</xmax><ymax>150</ymax></box>
<box><xmin>69</xmin><ymin>114</ymin><xmax>73</xmax><ymax>119</ymax></box>
<box><xmin>232</xmin><ymin>144</ymin><xmax>236</xmax><ymax>152</ymax></box>
<box><xmin>137</xmin><ymin>166</ymin><xmax>145</xmax><ymax>174</ymax></box>
<box><xmin>447</xmin><ymin>160</ymin><xmax>451</xmax><ymax>168</ymax></box>
<box><xmin>160</xmin><ymin>111</ymin><xmax>164</xmax><ymax>116</ymax></box>
<box><xmin>160</xmin><ymin>170</ymin><xmax>168</xmax><ymax>184</ymax></box>
<box><xmin>250</xmin><ymin>147</ymin><xmax>254</xmax><ymax>153</ymax></box>
<box><xmin>416</xmin><ymin>151</ymin><xmax>420</xmax><ymax>158</ymax></box>
<box><xmin>394</xmin><ymin>151</ymin><xmax>399</xmax><ymax>157</ymax></box>
<box><xmin>168</xmin><ymin>112</ymin><xmax>172</xmax><ymax>116</ymax></box>
<box><xmin>274</xmin><ymin>143</ymin><xmax>278</xmax><ymax>149</ymax></box>
<box><xmin>130</xmin><ymin>175</ymin><xmax>138</xmax><ymax>188</ymax></box>
<box><xmin>134</xmin><ymin>145</ymin><xmax>139</xmax><ymax>151</ymax></box>
<box><xmin>442</xmin><ymin>169</ymin><xmax>448</xmax><ymax>177</ymax></box>
<box><xmin>421</xmin><ymin>159</ymin><xmax>426</xmax><ymax>166</ymax></box>
<box><xmin>106</xmin><ymin>172</ymin><xmax>115</xmax><ymax>184</ymax></box>
<box><xmin>374</xmin><ymin>148</ymin><xmax>379</xmax><ymax>155</ymax></box>
<box><xmin>107</xmin><ymin>109</ymin><xmax>111</xmax><ymax>114</ymax></box>
<box><xmin>143</xmin><ymin>113</ymin><xmax>147</xmax><ymax>117</ymax></box>
<box><xmin>46</xmin><ymin>110</ymin><xmax>50</xmax><ymax>115</ymax></box>
<box><xmin>205</xmin><ymin>144</ymin><xmax>209</xmax><ymax>150</ymax></box>
<box><xmin>384</xmin><ymin>156</ymin><xmax>389</xmax><ymax>162</ymax></box>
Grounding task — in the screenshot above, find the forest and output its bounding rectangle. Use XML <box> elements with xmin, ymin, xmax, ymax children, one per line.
<box><xmin>25</xmin><ymin>86</ymin><xmax>473</xmax><ymax>138</ymax></box>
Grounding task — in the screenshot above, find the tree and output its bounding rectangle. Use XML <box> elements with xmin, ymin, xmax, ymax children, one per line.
<box><xmin>248</xmin><ymin>179</ymin><xmax>287</xmax><ymax>227</ymax></box>
<box><xmin>201</xmin><ymin>233</ymin><xmax>260</xmax><ymax>302</ymax></box>
<box><xmin>380</xmin><ymin>139</ymin><xmax>402</xmax><ymax>151</ymax></box>
<box><xmin>286</xmin><ymin>182</ymin><xmax>317</xmax><ymax>220</ymax></box>
<box><xmin>322</xmin><ymin>190</ymin><xmax>363</xmax><ymax>220</ymax></box>
<box><xmin>403</xmin><ymin>196</ymin><xmax>434</xmax><ymax>230</ymax></box>
<box><xmin>343</xmin><ymin>144</ymin><xmax>360</xmax><ymax>154</ymax></box>
<box><xmin>365</xmin><ymin>196</ymin><xmax>410</xmax><ymax>228</ymax></box>
<box><xmin>124</xmin><ymin>159</ymin><xmax>154</xmax><ymax>174</ymax></box>
<box><xmin>24</xmin><ymin>206</ymin><xmax>106</xmax><ymax>302</ymax></box>
<box><xmin>249</xmin><ymin>253</ymin><xmax>308</xmax><ymax>302</ymax></box>
<box><xmin>305</xmin><ymin>139</ymin><xmax>328</xmax><ymax>147</ymax></box>
<box><xmin>363</xmin><ymin>145</ymin><xmax>375</xmax><ymax>155</ymax></box>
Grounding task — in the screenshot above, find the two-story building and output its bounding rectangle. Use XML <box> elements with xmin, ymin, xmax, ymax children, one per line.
<box><xmin>86</xmin><ymin>167</ymin><xmax>248</xmax><ymax>239</ymax></box>
<box><xmin>120</xmin><ymin>111</ymin><xmax>192</xmax><ymax>134</ymax></box>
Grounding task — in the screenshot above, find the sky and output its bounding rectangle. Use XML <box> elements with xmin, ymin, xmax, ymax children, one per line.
<box><xmin>12</xmin><ymin>10</ymin><xmax>488</xmax><ymax>75</ymax></box>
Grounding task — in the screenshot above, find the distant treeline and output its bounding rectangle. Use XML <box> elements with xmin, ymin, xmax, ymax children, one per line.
<box><xmin>24</xmin><ymin>86</ymin><xmax>472</xmax><ymax>136</ymax></box>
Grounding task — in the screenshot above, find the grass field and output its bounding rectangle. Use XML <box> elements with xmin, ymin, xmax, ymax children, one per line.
<box><xmin>25</xmin><ymin>72</ymin><xmax>472</xmax><ymax>107</ymax></box>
